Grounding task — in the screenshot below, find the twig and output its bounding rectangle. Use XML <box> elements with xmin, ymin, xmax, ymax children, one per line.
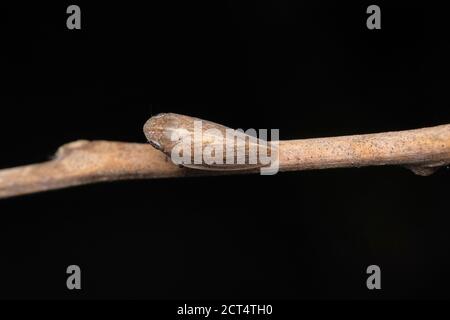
<box><xmin>0</xmin><ymin>114</ymin><xmax>449</xmax><ymax>199</ymax></box>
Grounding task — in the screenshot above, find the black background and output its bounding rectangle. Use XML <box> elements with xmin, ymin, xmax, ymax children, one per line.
<box><xmin>0</xmin><ymin>1</ymin><xmax>449</xmax><ymax>299</ymax></box>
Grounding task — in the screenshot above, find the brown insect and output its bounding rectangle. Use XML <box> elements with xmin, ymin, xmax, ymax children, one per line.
<box><xmin>143</xmin><ymin>113</ymin><xmax>276</xmax><ymax>171</ymax></box>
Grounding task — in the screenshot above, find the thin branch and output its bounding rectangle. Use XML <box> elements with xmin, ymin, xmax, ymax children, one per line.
<box><xmin>0</xmin><ymin>117</ymin><xmax>449</xmax><ymax>199</ymax></box>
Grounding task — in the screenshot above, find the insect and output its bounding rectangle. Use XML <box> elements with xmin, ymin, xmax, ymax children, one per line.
<box><xmin>143</xmin><ymin>113</ymin><xmax>276</xmax><ymax>171</ymax></box>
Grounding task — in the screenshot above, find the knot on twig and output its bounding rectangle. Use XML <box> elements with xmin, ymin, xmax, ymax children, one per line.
<box><xmin>55</xmin><ymin>140</ymin><xmax>91</xmax><ymax>159</ymax></box>
<box><xmin>406</xmin><ymin>160</ymin><xmax>449</xmax><ymax>176</ymax></box>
